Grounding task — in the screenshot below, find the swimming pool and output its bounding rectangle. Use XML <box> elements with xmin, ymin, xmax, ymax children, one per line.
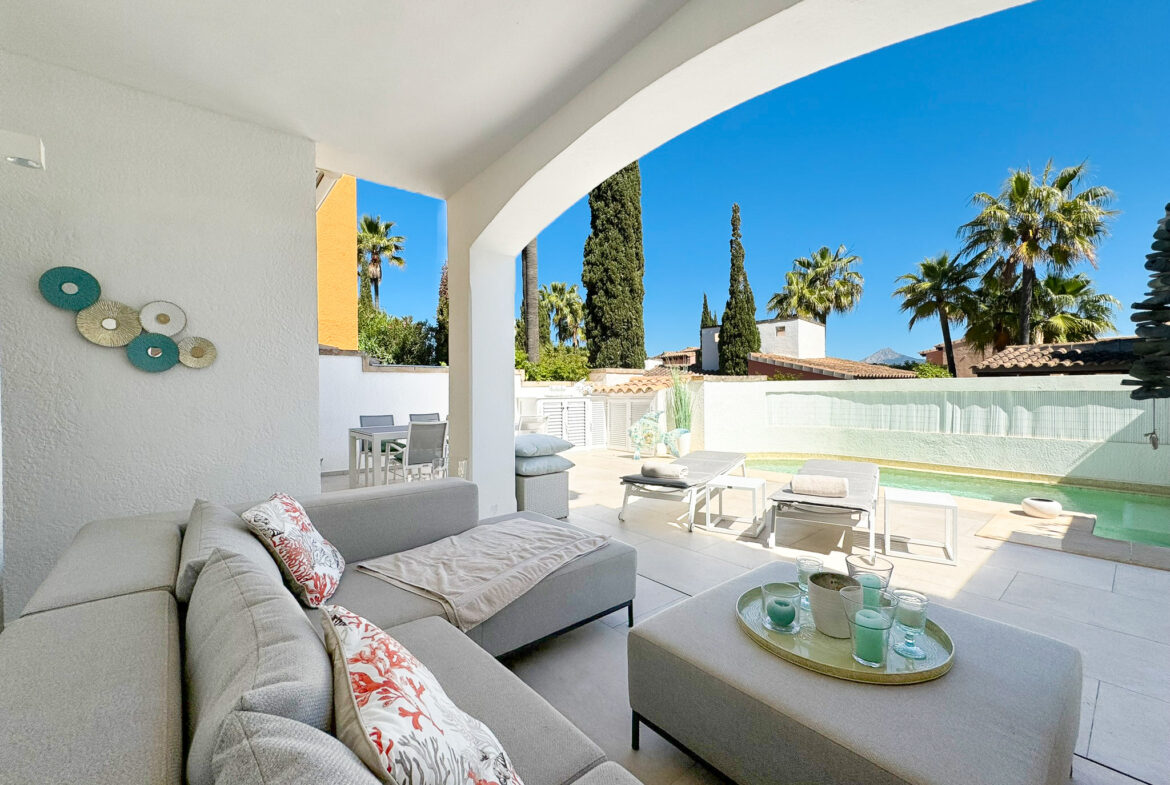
<box><xmin>748</xmin><ymin>457</ymin><xmax>1170</xmax><ymax>548</ymax></box>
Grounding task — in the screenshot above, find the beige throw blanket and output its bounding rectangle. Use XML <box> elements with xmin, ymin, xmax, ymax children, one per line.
<box><xmin>356</xmin><ymin>518</ymin><xmax>609</xmax><ymax>631</ymax></box>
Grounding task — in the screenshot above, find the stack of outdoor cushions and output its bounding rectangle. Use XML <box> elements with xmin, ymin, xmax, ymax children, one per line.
<box><xmin>515</xmin><ymin>433</ymin><xmax>574</xmax><ymax>476</ymax></box>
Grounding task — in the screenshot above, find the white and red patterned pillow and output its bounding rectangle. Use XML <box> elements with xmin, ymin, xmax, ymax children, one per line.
<box><xmin>322</xmin><ymin>605</ymin><xmax>524</xmax><ymax>785</ymax></box>
<box><xmin>242</xmin><ymin>493</ymin><xmax>344</xmax><ymax>607</ymax></box>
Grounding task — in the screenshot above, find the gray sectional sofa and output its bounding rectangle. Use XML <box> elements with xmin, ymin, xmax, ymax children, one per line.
<box><xmin>0</xmin><ymin>478</ymin><xmax>641</xmax><ymax>785</ymax></box>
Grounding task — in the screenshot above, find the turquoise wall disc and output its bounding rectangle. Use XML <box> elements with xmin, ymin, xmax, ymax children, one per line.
<box><xmin>39</xmin><ymin>267</ymin><xmax>101</xmax><ymax>310</ymax></box>
<box><xmin>126</xmin><ymin>333</ymin><xmax>179</xmax><ymax>372</ymax></box>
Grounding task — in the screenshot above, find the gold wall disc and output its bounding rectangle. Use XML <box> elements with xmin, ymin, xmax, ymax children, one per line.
<box><xmin>76</xmin><ymin>300</ymin><xmax>142</xmax><ymax>347</ymax></box>
<box><xmin>177</xmin><ymin>336</ymin><xmax>217</xmax><ymax>368</ymax></box>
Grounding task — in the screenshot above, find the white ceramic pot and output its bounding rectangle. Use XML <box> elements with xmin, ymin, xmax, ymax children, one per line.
<box><xmin>807</xmin><ymin>572</ymin><xmax>858</xmax><ymax>639</ymax></box>
<box><xmin>1021</xmin><ymin>497</ymin><xmax>1063</xmax><ymax>519</ymax></box>
<box><xmin>677</xmin><ymin>431</ymin><xmax>692</xmax><ymax>456</ymax></box>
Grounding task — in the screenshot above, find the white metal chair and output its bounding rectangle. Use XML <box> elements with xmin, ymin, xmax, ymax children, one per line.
<box><xmin>386</xmin><ymin>420</ymin><xmax>449</xmax><ymax>483</ymax></box>
<box><xmin>409</xmin><ymin>412</ymin><xmax>441</xmax><ymax>422</ymax></box>
<box><xmin>358</xmin><ymin>414</ymin><xmax>395</xmax><ymax>477</ymax></box>
<box><xmin>515</xmin><ymin>414</ymin><xmax>547</xmax><ymax>434</ymax></box>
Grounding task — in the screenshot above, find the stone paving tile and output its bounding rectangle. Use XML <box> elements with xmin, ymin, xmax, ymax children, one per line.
<box><xmin>632</xmin><ymin>539</ymin><xmax>748</xmax><ymax>596</ymax></box>
<box><xmin>1088</xmin><ymin>682</ymin><xmax>1170</xmax><ymax>785</ymax></box>
<box><xmin>1113</xmin><ymin>562</ymin><xmax>1170</xmax><ymax>601</ymax></box>
<box><xmin>1001</xmin><ymin>572</ymin><xmax>1170</xmax><ymax>646</ymax></box>
<box><xmin>1079</xmin><ymin>678</ymin><xmax>1099</xmax><ymax>757</ymax></box>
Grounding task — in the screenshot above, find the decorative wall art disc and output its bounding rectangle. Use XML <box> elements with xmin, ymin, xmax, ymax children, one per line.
<box><xmin>39</xmin><ymin>267</ymin><xmax>101</xmax><ymax>311</ymax></box>
<box><xmin>139</xmin><ymin>300</ymin><xmax>187</xmax><ymax>336</ymax></box>
<box><xmin>177</xmin><ymin>336</ymin><xmax>217</xmax><ymax>368</ymax></box>
<box><xmin>126</xmin><ymin>333</ymin><xmax>179</xmax><ymax>372</ymax></box>
<box><xmin>76</xmin><ymin>300</ymin><xmax>142</xmax><ymax>347</ymax></box>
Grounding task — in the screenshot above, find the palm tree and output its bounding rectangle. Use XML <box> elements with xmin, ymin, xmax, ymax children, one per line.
<box><xmin>958</xmin><ymin>160</ymin><xmax>1116</xmax><ymax>345</ymax></box>
<box><xmin>893</xmin><ymin>252</ymin><xmax>979</xmax><ymax>377</ymax></box>
<box><xmin>1032</xmin><ymin>273</ymin><xmax>1119</xmax><ymax>344</ymax></box>
<box><xmin>522</xmin><ymin>238</ymin><xmax>540</xmax><ymax>364</ymax></box>
<box><xmin>767</xmin><ymin>245</ymin><xmax>863</xmax><ymax>328</ymax></box>
<box><xmin>547</xmin><ymin>282</ymin><xmax>585</xmax><ymax>347</ymax></box>
<box><xmin>965</xmin><ymin>271</ymin><xmax>1119</xmax><ymax>350</ymax></box>
<box><xmin>357</xmin><ymin>214</ymin><xmax>406</xmax><ymax>309</ymax></box>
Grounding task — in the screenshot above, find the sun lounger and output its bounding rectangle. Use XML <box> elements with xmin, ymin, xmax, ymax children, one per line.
<box><xmin>766</xmin><ymin>459</ymin><xmax>880</xmax><ymax>555</ymax></box>
<box><xmin>619</xmin><ymin>451</ymin><xmax>747</xmax><ymax>527</ymax></box>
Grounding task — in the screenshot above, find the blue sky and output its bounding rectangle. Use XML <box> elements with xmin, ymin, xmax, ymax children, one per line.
<box><xmin>358</xmin><ymin>0</ymin><xmax>1168</xmax><ymax>360</ymax></box>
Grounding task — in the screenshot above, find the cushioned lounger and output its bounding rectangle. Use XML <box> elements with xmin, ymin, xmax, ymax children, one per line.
<box><xmin>766</xmin><ymin>459</ymin><xmax>880</xmax><ymax>555</ymax></box>
<box><xmin>619</xmin><ymin>451</ymin><xmax>746</xmax><ymax>526</ymax></box>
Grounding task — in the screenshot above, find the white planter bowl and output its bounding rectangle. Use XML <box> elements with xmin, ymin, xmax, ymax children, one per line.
<box><xmin>1021</xmin><ymin>497</ymin><xmax>1063</xmax><ymax>519</ymax></box>
<box><xmin>806</xmin><ymin>572</ymin><xmax>859</xmax><ymax>639</ymax></box>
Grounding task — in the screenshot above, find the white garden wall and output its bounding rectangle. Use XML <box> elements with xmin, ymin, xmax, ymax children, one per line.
<box><xmin>318</xmin><ymin>355</ymin><xmax>451</xmax><ymax>473</ymax></box>
<box><xmin>701</xmin><ymin>375</ymin><xmax>1170</xmax><ymax>490</ymax></box>
<box><xmin>0</xmin><ymin>51</ymin><xmax>320</xmax><ymax>618</ymax></box>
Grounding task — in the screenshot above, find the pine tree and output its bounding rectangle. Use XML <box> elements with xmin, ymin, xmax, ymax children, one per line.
<box><xmin>582</xmin><ymin>161</ymin><xmax>646</xmax><ymax>368</ymax></box>
<box><xmin>718</xmin><ymin>204</ymin><xmax>760</xmax><ymax>375</ymax></box>
<box><xmin>434</xmin><ymin>262</ymin><xmax>449</xmax><ymax>364</ymax></box>
<box><xmin>700</xmin><ymin>293</ymin><xmax>718</xmax><ymax>329</ymax></box>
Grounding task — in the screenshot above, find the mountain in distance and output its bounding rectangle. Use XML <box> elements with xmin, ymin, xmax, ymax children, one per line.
<box><xmin>862</xmin><ymin>347</ymin><xmax>919</xmax><ymax>366</ymax></box>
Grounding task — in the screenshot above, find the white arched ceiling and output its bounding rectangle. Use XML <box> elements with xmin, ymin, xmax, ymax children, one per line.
<box><xmin>450</xmin><ymin>0</ymin><xmax>1030</xmax><ymax>258</ymax></box>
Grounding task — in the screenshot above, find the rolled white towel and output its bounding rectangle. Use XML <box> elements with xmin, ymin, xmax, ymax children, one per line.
<box><xmin>791</xmin><ymin>474</ymin><xmax>849</xmax><ymax>498</ymax></box>
<box><xmin>642</xmin><ymin>461</ymin><xmax>688</xmax><ymax>480</ymax></box>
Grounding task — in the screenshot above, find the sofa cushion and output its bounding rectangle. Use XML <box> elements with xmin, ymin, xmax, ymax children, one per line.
<box><xmin>212</xmin><ymin>711</ymin><xmax>380</xmax><ymax>785</ymax></box>
<box><xmin>297</xmin><ymin>479</ymin><xmax>479</xmax><ymax>563</ymax></box>
<box><xmin>0</xmin><ymin>590</ymin><xmax>182</xmax><ymax>785</ymax></box>
<box><xmin>387</xmin><ymin>615</ymin><xmax>606</xmax><ymax>785</ymax></box>
<box><xmin>21</xmin><ymin>514</ymin><xmax>181</xmax><ymax>616</ymax></box>
<box><xmin>243</xmin><ymin>493</ymin><xmax>345</xmax><ymax>607</ymax></box>
<box><xmin>176</xmin><ymin>499</ymin><xmax>279</xmax><ymax>603</ymax></box>
<box><xmin>515</xmin><ymin>433</ymin><xmax>573</xmax><ymax>457</ymax></box>
<box><xmin>327</xmin><ymin>562</ymin><xmax>447</xmax><ymax>630</ymax></box>
<box><xmin>185</xmin><ymin>549</ymin><xmax>334</xmax><ymax>785</ymax></box>
<box><xmin>515</xmin><ymin>454</ymin><xmax>575</xmax><ymax>477</ymax></box>
<box><xmin>323</xmin><ymin>605</ymin><xmax>525</xmax><ymax>785</ymax></box>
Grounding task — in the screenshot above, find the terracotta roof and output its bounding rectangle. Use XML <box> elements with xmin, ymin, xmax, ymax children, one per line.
<box><xmin>751</xmin><ymin>353</ymin><xmax>916</xmax><ymax>379</ymax></box>
<box><xmin>652</xmin><ymin>346</ymin><xmax>699</xmax><ymax>358</ymax></box>
<box><xmin>592</xmin><ymin>376</ymin><xmax>676</xmax><ymax>395</ymax></box>
<box><xmin>972</xmin><ymin>338</ymin><xmax>1138</xmax><ymax>375</ymax></box>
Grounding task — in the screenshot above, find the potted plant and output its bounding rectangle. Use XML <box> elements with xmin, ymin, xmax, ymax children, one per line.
<box><xmin>666</xmin><ymin>367</ymin><xmax>693</xmax><ymax>456</ymax></box>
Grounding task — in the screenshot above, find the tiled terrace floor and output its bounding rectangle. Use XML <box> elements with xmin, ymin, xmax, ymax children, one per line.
<box><xmin>325</xmin><ymin>450</ymin><xmax>1170</xmax><ymax>784</ymax></box>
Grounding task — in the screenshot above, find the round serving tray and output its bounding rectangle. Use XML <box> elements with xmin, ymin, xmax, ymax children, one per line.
<box><xmin>736</xmin><ymin>585</ymin><xmax>954</xmax><ymax>685</ymax></box>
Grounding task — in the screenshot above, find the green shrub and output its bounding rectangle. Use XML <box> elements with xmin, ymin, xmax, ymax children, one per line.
<box><xmin>516</xmin><ymin>345</ymin><xmax>589</xmax><ymax>382</ymax></box>
<box><xmin>666</xmin><ymin>367</ymin><xmax>693</xmax><ymax>431</ymax></box>
<box><xmin>910</xmin><ymin>362</ymin><xmax>951</xmax><ymax>378</ymax></box>
<box><xmin>359</xmin><ymin>301</ymin><xmax>436</xmax><ymax>365</ymax></box>
<box><xmin>767</xmin><ymin>372</ymin><xmax>801</xmax><ymax>381</ymax></box>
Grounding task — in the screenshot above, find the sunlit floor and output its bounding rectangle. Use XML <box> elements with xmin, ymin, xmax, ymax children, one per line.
<box><xmin>325</xmin><ymin>450</ymin><xmax>1170</xmax><ymax>784</ymax></box>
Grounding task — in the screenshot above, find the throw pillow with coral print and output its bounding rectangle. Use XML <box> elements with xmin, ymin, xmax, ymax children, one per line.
<box><xmin>322</xmin><ymin>605</ymin><xmax>524</xmax><ymax>785</ymax></box>
<box><xmin>242</xmin><ymin>493</ymin><xmax>344</xmax><ymax>607</ymax></box>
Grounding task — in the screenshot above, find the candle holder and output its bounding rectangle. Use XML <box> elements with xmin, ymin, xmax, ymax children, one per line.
<box><xmin>796</xmin><ymin>557</ymin><xmax>823</xmax><ymax>610</ymax></box>
<box><xmin>840</xmin><ymin>585</ymin><xmax>899</xmax><ymax>668</ymax></box>
<box><xmin>845</xmin><ymin>554</ymin><xmax>894</xmax><ymax>587</ymax></box>
<box><xmin>891</xmin><ymin>589</ymin><xmax>929</xmax><ymax>660</ymax></box>
<box><xmin>760</xmin><ymin>582</ymin><xmax>801</xmax><ymax>634</ymax></box>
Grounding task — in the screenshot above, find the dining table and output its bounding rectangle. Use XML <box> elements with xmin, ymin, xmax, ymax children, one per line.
<box><xmin>347</xmin><ymin>425</ymin><xmax>410</xmax><ymax>488</ymax></box>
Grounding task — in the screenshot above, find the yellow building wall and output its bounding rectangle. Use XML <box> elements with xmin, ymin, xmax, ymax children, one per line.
<box><xmin>316</xmin><ymin>174</ymin><xmax>358</xmax><ymax>350</ymax></box>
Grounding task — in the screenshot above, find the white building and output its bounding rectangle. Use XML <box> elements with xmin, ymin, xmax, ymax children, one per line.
<box><xmin>701</xmin><ymin>317</ymin><xmax>825</xmax><ymax>372</ymax></box>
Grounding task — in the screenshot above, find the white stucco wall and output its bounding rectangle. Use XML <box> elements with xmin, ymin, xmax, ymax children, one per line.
<box><xmin>757</xmin><ymin>318</ymin><xmax>824</xmax><ymax>359</ymax></box>
<box><xmin>0</xmin><ymin>51</ymin><xmax>320</xmax><ymax>618</ymax></box>
<box><xmin>700</xmin><ymin>376</ymin><xmax>1170</xmax><ymax>489</ymax></box>
<box><xmin>318</xmin><ymin>355</ymin><xmax>451</xmax><ymax>473</ymax></box>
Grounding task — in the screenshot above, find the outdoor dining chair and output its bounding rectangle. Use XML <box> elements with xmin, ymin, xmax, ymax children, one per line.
<box><xmin>358</xmin><ymin>414</ymin><xmax>396</xmax><ymax>475</ymax></box>
<box><xmin>387</xmin><ymin>420</ymin><xmax>449</xmax><ymax>483</ymax></box>
<box><xmin>408</xmin><ymin>412</ymin><xmax>441</xmax><ymax>422</ymax></box>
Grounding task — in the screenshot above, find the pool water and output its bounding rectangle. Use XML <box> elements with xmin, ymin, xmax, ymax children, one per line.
<box><xmin>749</xmin><ymin>458</ymin><xmax>1170</xmax><ymax>548</ymax></box>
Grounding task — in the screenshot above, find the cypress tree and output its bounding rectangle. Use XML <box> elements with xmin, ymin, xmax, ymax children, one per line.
<box><xmin>434</xmin><ymin>262</ymin><xmax>449</xmax><ymax>364</ymax></box>
<box><xmin>700</xmin><ymin>293</ymin><xmax>718</xmax><ymax>328</ymax></box>
<box><xmin>718</xmin><ymin>204</ymin><xmax>760</xmax><ymax>375</ymax></box>
<box><xmin>582</xmin><ymin>161</ymin><xmax>646</xmax><ymax>368</ymax></box>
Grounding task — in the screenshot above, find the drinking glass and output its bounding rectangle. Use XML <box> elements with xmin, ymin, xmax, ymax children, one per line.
<box><xmin>891</xmin><ymin>589</ymin><xmax>929</xmax><ymax>660</ymax></box>
<box><xmin>760</xmin><ymin>583</ymin><xmax>801</xmax><ymax>634</ymax></box>
<box><xmin>796</xmin><ymin>557</ymin><xmax>823</xmax><ymax>610</ymax></box>
<box><xmin>839</xmin><ymin>585</ymin><xmax>899</xmax><ymax>668</ymax></box>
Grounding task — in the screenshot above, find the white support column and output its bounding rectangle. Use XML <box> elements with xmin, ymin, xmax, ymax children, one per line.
<box><xmin>447</xmin><ymin>214</ymin><xmax>518</xmax><ymax>518</ymax></box>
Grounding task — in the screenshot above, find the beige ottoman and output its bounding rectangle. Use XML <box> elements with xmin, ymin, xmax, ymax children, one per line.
<box><xmin>628</xmin><ymin>563</ymin><xmax>1081</xmax><ymax>785</ymax></box>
